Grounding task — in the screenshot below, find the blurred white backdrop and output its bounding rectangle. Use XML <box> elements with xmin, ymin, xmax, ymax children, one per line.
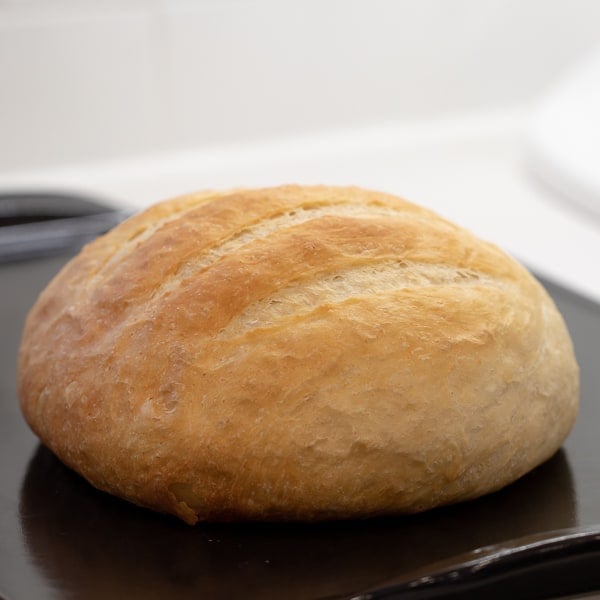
<box><xmin>1</xmin><ymin>0</ymin><xmax>600</xmax><ymax>171</ymax></box>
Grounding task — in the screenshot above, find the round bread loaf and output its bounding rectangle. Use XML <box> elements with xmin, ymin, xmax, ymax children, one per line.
<box><xmin>18</xmin><ymin>185</ymin><xmax>579</xmax><ymax>524</ymax></box>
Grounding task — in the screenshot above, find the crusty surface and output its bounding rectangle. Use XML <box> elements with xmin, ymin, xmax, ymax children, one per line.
<box><xmin>18</xmin><ymin>185</ymin><xmax>579</xmax><ymax>524</ymax></box>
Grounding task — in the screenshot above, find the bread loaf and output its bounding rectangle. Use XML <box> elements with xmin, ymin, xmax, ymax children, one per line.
<box><xmin>18</xmin><ymin>185</ymin><xmax>579</xmax><ymax>524</ymax></box>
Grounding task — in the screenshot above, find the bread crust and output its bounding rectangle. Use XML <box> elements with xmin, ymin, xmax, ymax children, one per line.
<box><xmin>18</xmin><ymin>185</ymin><xmax>579</xmax><ymax>524</ymax></box>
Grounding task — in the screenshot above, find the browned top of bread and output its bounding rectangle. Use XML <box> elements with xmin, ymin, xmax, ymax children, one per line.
<box><xmin>18</xmin><ymin>185</ymin><xmax>579</xmax><ymax>523</ymax></box>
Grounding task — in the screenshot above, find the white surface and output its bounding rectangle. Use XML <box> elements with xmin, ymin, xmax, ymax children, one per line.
<box><xmin>2</xmin><ymin>0</ymin><xmax>600</xmax><ymax>172</ymax></box>
<box><xmin>1</xmin><ymin>107</ymin><xmax>600</xmax><ymax>304</ymax></box>
<box><xmin>528</xmin><ymin>46</ymin><xmax>600</xmax><ymax>218</ymax></box>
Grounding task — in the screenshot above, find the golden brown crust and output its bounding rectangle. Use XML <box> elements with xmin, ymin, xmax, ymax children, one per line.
<box><xmin>18</xmin><ymin>185</ymin><xmax>579</xmax><ymax>524</ymax></box>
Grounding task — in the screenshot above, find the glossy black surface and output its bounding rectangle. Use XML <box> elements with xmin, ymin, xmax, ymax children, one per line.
<box><xmin>1</xmin><ymin>253</ymin><xmax>599</xmax><ymax>600</ymax></box>
<box><xmin>356</xmin><ymin>526</ymin><xmax>600</xmax><ymax>599</ymax></box>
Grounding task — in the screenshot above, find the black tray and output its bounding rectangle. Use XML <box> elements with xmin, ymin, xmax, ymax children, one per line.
<box><xmin>1</xmin><ymin>252</ymin><xmax>599</xmax><ymax>600</ymax></box>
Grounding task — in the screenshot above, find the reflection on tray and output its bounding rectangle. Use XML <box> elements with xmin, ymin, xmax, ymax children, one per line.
<box><xmin>19</xmin><ymin>445</ymin><xmax>576</xmax><ymax>600</ymax></box>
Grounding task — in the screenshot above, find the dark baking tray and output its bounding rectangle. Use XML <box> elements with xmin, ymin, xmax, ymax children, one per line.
<box><xmin>1</xmin><ymin>252</ymin><xmax>599</xmax><ymax>600</ymax></box>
